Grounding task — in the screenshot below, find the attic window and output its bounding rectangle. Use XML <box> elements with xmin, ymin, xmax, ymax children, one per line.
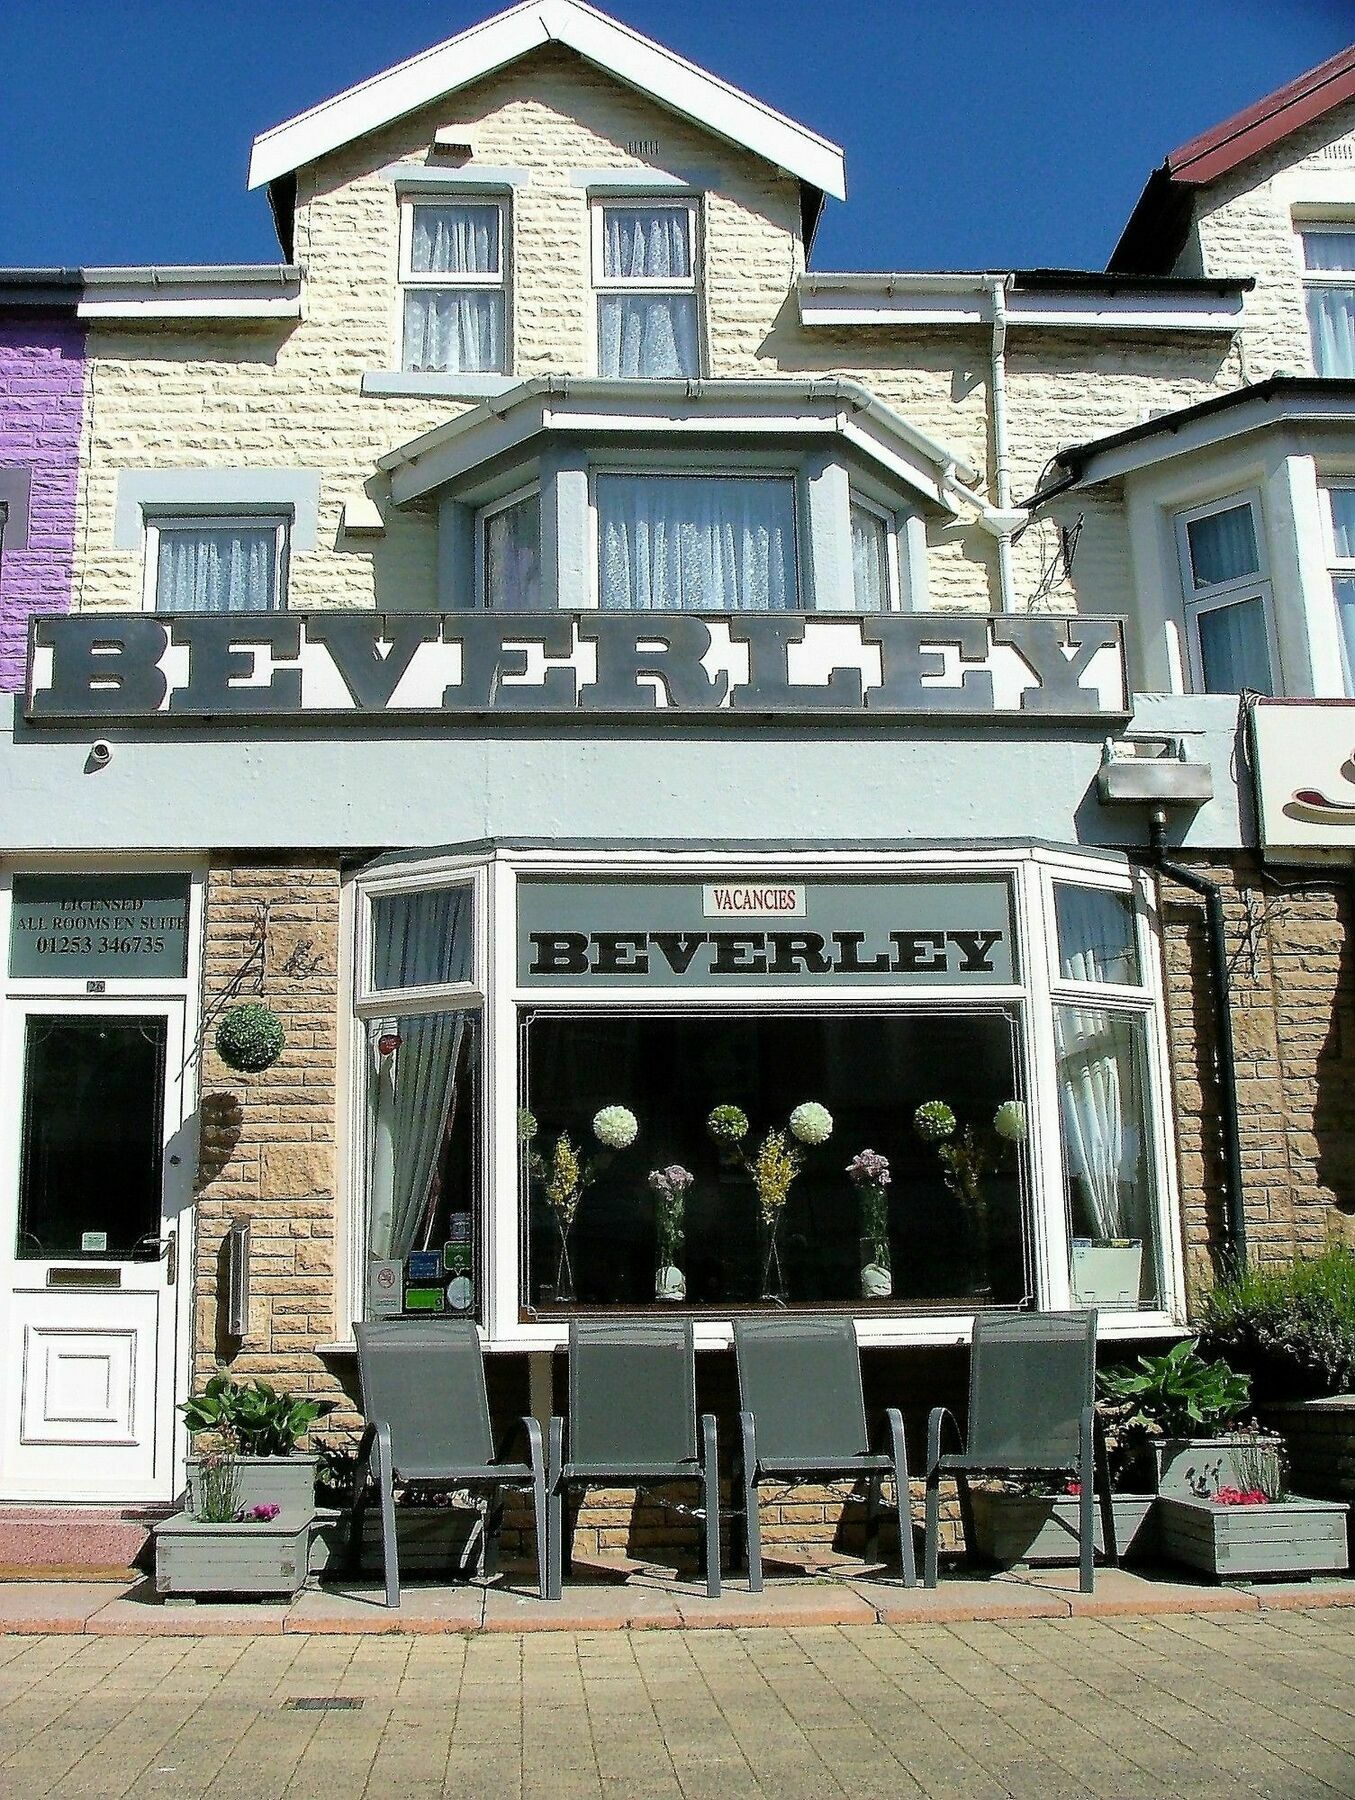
<box><xmin>401</xmin><ymin>197</ymin><xmax>508</xmax><ymax>376</ymax></box>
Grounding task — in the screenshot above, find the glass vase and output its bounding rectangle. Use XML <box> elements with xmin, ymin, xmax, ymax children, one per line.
<box><xmin>655</xmin><ymin>1227</ymin><xmax>686</xmax><ymax>1302</ymax></box>
<box><xmin>859</xmin><ymin>1235</ymin><xmax>893</xmax><ymax>1299</ymax></box>
<box><xmin>758</xmin><ymin>1211</ymin><xmax>787</xmax><ymax>1304</ymax></box>
<box><xmin>549</xmin><ymin>1215</ymin><xmax>577</xmax><ymax>1306</ymax></box>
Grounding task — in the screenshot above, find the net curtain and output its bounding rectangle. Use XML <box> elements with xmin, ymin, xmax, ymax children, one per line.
<box><xmin>598</xmin><ymin>474</ymin><xmax>796</xmax><ymax>611</ymax></box>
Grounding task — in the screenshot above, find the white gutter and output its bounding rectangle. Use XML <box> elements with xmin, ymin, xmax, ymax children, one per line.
<box><xmin>76</xmin><ymin>264</ymin><xmax>304</xmax><ymax>322</ymax></box>
<box><xmin>986</xmin><ymin>274</ymin><xmax>1017</xmax><ymax>613</ymax></box>
<box><xmin>795</xmin><ymin>272</ymin><xmax>1248</xmax><ymax>333</ymax></box>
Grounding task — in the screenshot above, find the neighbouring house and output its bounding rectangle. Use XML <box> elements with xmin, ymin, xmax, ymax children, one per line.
<box><xmin>1</xmin><ymin>3</ymin><xmax>1353</xmax><ymax>1570</ymax></box>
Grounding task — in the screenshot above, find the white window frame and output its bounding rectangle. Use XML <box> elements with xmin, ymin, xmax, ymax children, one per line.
<box><xmin>848</xmin><ymin>491</ymin><xmax>903</xmax><ymax>613</ymax></box>
<box><xmin>1320</xmin><ymin>480</ymin><xmax>1355</xmax><ymax>694</ymax></box>
<box><xmin>1040</xmin><ymin>865</ymin><xmax>1179</xmax><ymax>1317</ymax></box>
<box><xmin>1172</xmin><ymin>491</ymin><xmax>1279</xmax><ymax>694</ymax></box>
<box><xmin>141</xmin><ymin>512</ymin><xmax>289</xmax><ymax>613</ymax></box>
<box><xmin>1298</xmin><ymin>223</ymin><xmax>1355</xmax><ymax>378</ymax></box>
<box><xmin>338</xmin><ymin>846</ymin><xmax>1184</xmax><ymax>1352</ymax></box>
<box><xmin>588</xmin><ymin>465</ymin><xmax>801</xmax><ymax>611</ymax></box>
<box><xmin>475</xmin><ymin>483</ymin><xmax>541</xmax><ymax>611</ymax></box>
<box><xmin>398</xmin><ymin>194</ymin><xmax>510</xmax><ymax>377</ymax></box>
<box><xmin>590</xmin><ymin>196</ymin><xmax>702</xmax><ymax>378</ymax></box>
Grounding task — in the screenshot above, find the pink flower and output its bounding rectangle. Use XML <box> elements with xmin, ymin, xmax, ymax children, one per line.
<box><xmin>236</xmin><ymin>1502</ymin><xmax>281</xmax><ymax>1523</ymax></box>
<box><xmin>1064</xmin><ymin>1481</ymin><xmax>1082</xmax><ymax>1496</ymax></box>
<box><xmin>1213</xmin><ymin>1487</ymin><xmax>1268</xmax><ymax>1507</ymax></box>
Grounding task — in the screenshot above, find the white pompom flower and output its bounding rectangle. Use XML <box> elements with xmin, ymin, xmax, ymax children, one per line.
<box><xmin>993</xmin><ymin>1100</ymin><xmax>1027</xmax><ymax>1144</ymax></box>
<box><xmin>789</xmin><ymin>1101</ymin><xmax>833</xmax><ymax>1146</ymax></box>
<box><xmin>592</xmin><ymin>1104</ymin><xmax>639</xmax><ymax>1150</ymax></box>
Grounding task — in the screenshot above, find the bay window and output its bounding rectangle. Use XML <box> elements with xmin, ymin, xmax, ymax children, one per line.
<box><xmin>593</xmin><ymin>200</ymin><xmax>700</xmax><ymax>378</ymax></box>
<box><xmin>596</xmin><ymin>473</ymin><xmax>797</xmax><ymax>610</ymax></box>
<box><xmin>850</xmin><ymin>497</ymin><xmax>895</xmax><ymax>612</ymax></box>
<box><xmin>146</xmin><ymin>514</ymin><xmax>287</xmax><ymax>613</ymax></box>
<box><xmin>1301</xmin><ymin>228</ymin><xmax>1355</xmax><ymax>378</ymax></box>
<box><xmin>401</xmin><ymin>198</ymin><xmax>507</xmax><ymax>376</ymax></box>
<box><xmin>347</xmin><ymin>851</ymin><xmax>1180</xmax><ymax>1340</ymax></box>
<box><xmin>1174</xmin><ymin>494</ymin><xmax>1275</xmax><ymax>695</ymax></box>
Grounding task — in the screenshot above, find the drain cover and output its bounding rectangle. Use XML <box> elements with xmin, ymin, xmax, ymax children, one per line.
<box><xmin>285</xmin><ymin>1698</ymin><xmax>365</xmax><ymax>1711</ymax></box>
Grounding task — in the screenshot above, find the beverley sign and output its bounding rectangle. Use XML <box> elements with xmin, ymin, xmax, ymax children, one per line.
<box><xmin>25</xmin><ymin>611</ymin><xmax>1127</xmax><ymax>720</ymax></box>
<box><xmin>517</xmin><ymin>877</ymin><xmax>1016</xmax><ymax>987</ymax></box>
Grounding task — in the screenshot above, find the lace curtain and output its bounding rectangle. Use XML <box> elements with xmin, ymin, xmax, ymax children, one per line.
<box><xmin>155</xmin><ymin>526</ymin><xmax>277</xmax><ymax>612</ymax></box>
<box><xmin>404</xmin><ymin>203</ymin><xmax>504</xmax><ymax>374</ymax></box>
<box><xmin>597</xmin><ymin>475</ymin><xmax>796</xmax><ymax>611</ymax></box>
<box><xmin>597</xmin><ymin>206</ymin><xmax>697</xmax><ymax>377</ymax></box>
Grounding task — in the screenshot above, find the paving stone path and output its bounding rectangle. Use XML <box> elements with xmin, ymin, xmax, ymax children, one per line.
<box><xmin>1</xmin><ymin>1611</ymin><xmax>1353</xmax><ymax>1798</ymax></box>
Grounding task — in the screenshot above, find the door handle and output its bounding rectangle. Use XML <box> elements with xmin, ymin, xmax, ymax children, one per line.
<box><xmin>134</xmin><ymin>1233</ymin><xmax>177</xmax><ymax>1283</ymax></box>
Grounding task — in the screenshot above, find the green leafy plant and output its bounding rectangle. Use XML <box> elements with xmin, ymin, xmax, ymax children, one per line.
<box><xmin>314</xmin><ymin>1441</ymin><xmax>362</xmax><ymax>1506</ymax></box>
<box><xmin>1097</xmin><ymin>1338</ymin><xmax>1251</xmax><ymax>1441</ymax></box>
<box><xmin>215</xmin><ymin>1002</ymin><xmax>286</xmax><ymax>1073</ymax></box>
<box><xmin>1197</xmin><ymin>1246</ymin><xmax>1355</xmax><ymax>1401</ymax></box>
<box><xmin>180</xmin><ymin>1375</ymin><xmax>335</xmax><ymax>1457</ymax></box>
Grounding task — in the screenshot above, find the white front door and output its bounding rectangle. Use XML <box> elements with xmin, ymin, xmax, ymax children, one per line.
<box><xmin>0</xmin><ymin>1000</ymin><xmax>191</xmax><ymax>1503</ymax></box>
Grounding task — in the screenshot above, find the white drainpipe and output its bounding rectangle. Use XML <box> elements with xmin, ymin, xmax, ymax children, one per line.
<box><xmin>987</xmin><ymin>274</ymin><xmax>1016</xmax><ymax>612</ymax></box>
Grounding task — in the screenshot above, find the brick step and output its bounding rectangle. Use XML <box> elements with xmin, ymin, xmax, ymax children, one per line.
<box><xmin>0</xmin><ymin>1507</ymin><xmax>168</xmax><ymax>1577</ymax></box>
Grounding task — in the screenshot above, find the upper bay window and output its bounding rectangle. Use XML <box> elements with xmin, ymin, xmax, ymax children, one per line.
<box><xmin>1174</xmin><ymin>493</ymin><xmax>1275</xmax><ymax>695</ymax></box>
<box><xmin>401</xmin><ymin>198</ymin><xmax>508</xmax><ymax>376</ymax></box>
<box><xmin>850</xmin><ymin>497</ymin><xmax>897</xmax><ymax>612</ymax></box>
<box><xmin>145</xmin><ymin>513</ymin><xmax>287</xmax><ymax>613</ymax></box>
<box><xmin>1322</xmin><ymin>484</ymin><xmax>1355</xmax><ymax>694</ymax></box>
<box><xmin>593</xmin><ymin>200</ymin><xmax>700</xmax><ymax>379</ymax></box>
<box><xmin>480</xmin><ymin>487</ymin><xmax>541</xmax><ymax>610</ymax></box>
<box><xmin>1301</xmin><ymin>228</ymin><xmax>1355</xmax><ymax>378</ymax></box>
<box><xmin>596</xmin><ymin>473</ymin><xmax>797</xmax><ymax>610</ymax></box>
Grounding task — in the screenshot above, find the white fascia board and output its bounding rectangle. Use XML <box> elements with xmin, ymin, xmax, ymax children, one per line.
<box><xmin>1072</xmin><ymin>393</ymin><xmax>1355</xmax><ymax>486</ymax></box>
<box><xmin>248</xmin><ymin>0</ymin><xmax>845</xmax><ymax>200</ymax></box>
<box><xmin>77</xmin><ymin>270</ymin><xmax>303</xmax><ymax>321</ymax></box>
<box><xmin>78</xmin><ymin>293</ymin><xmax>302</xmax><ymax>321</ymax></box>
<box><xmin>384</xmin><ymin>382</ymin><xmax>966</xmax><ymax>513</ymax></box>
<box><xmin>796</xmin><ymin>276</ymin><xmax>1244</xmax><ymax>333</ymax></box>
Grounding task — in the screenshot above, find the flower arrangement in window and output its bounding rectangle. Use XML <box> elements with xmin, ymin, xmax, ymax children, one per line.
<box><xmin>649</xmin><ymin>1164</ymin><xmax>694</xmax><ymax>1301</ymax></box>
<box><xmin>708</xmin><ymin>1102</ymin><xmax>834</xmax><ymax>1302</ymax></box>
<box><xmin>521</xmin><ymin>1104</ymin><xmax>639</xmax><ymax>1303</ymax></box>
<box><xmin>914</xmin><ymin>1098</ymin><xmax>1026</xmax><ymax>1290</ymax></box>
<box><xmin>846</xmin><ymin>1148</ymin><xmax>892</xmax><ymax>1299</ymax></box>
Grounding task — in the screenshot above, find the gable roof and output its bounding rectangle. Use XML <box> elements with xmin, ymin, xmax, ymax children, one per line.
<box><xmin>1110</xmin><ymin>42</ymin><xmax>1355</xmax><ymax>273</ymax></box>
<box><xmin>247</xmin><ymin>0</ymin><xmax>845</xmax><ymax>206</ymax></box>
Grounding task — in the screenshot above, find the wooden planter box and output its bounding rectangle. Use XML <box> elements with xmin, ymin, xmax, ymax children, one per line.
<box><xmin>154</xmin><ymin>1507</ymin><xmax>313</xmax><ymax>1601</ymax></box>
<box><xmin>1157</xmin><ymin>1495</ymin><xmax>1349</xmax><ymax>1581</ymax></box>
<box><xmin>186</xmin><ymin>1454</ymin><xmax>317</xmax><ymax>1515</ymax></box>
<box><xmin>1257</xmin><ymin>1398</ymin><xmax>1355</xmax><ymax>1506</ymax></box>
<box><xmin>970</xmin><ymin>1491</ymin><xmax>1157</xmax><ymax>1566</ymax></box>
<box><xmin>1142</xmin><ymin>1436</ymin><xmax>1279</xmax><ymax>1498</ymax></box>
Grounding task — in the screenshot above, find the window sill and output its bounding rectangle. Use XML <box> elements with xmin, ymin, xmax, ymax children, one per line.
<box><xmin>362</xmin><ymin>371</ymin><xmax>519</xmax><ymax>401</ymax></box>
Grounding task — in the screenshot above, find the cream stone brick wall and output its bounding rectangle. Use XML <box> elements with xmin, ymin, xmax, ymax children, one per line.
<box><xmin>72</xmin><ymin>41</ymin><xmax>1260</xmax><ymax>625</ymax></box>
<box><xmin>1185</xmin><ymin>100</ymin><xmax>1355</xmax><ymax>382</ymax></box>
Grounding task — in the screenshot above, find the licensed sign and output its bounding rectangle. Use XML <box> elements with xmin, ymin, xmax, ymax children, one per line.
<box><xmin>518</xmin><ymin>878</ymin><xmax>1016</xmax><ymax>987</ymax></box>
<box><xmin>25</xmin><ymin>611</ymin><xmax>1127</xmax><ymax>720</ymax></box>
<box><xmin>1251</xmin><ymin>699</ymin><xmax>1355</xmax><ymax>859</ymax></box>
<box><xmin>9</xmin><ymin>874</ymin><xmax>190</xmax><ymax>979</ymax></box>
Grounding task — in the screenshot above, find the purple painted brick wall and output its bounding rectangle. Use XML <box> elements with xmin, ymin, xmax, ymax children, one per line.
<box><xmin>0</xmin><ymin>319</ymin><xmax>85</xmax><ymax>693</ymax></box>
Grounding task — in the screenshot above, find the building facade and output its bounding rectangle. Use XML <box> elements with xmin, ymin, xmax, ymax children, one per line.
<box><xmin>1</xmin><ymin>2</ymin><xmax>1354</xmax><ymax>1563</ymax></box>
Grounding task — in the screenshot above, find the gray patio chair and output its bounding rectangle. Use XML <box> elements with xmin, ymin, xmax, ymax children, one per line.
<box><xmin>547</xmin><ymin>1318</ymin><xmax>720</xmax><ymax>1600</ymax></box>
<box><xmin>733</xmin><ymin>1316</ymin><xmax>915</xmax><ymax>1592</ymax></box>
<box><xmin>352</xmin><ymin>1320</ymin><xmax>547</xmax><ymax>1608</ymax></box>
<box><xmin>923</xmin><ymin>1309</ymin><xmax>1115</xmax><ymax>1595</ymax></box>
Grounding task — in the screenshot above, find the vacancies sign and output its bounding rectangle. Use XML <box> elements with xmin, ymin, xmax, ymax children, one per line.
<box><xmin>517</xmin><ymin>877</ymin><xmax>1016</xmax><ymax>987</ymax></box>
<box><xmin>26</xmin><ymin>611</ymin><xmax>1127</xmax><ymax>721</ymax></box>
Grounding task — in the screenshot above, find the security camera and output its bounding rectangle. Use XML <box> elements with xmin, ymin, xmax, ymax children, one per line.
<box><xmin>86</xmin><ymin>740</ymin><xmax>113</xmax><ymax>771</ymax></box>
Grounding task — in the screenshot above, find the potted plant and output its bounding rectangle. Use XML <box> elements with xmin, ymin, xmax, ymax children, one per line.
<box><xmin>971</xmin><ymin>1474</ymin><xmax>1158</xmax><ymax>1568</ymax></box>
<box><xmin>154</xmin><ymin>1432</ymin><xmax>313</xmax><ymax>1601</ymax></box>
<box><xmin>913</xmin><ymin>1098</ymin><xmax>1025</xmax><ymax>1292</ymax></box>
<box><xmin>180</xmin><ymin>1375</ymin><xmax>335</xmax><ymax>1513</ymax></box>
<box><xmin>649</xmin><ymin>1163</ymin><xmax>694</xmax><ymax>1301</ymax></box>
<box><xmin>1198</xmin><ymin>1247</ymin><xmax>1355</xmax><ymax>1517</ymax></box>
<box><xmin>846</xmin><ymin>1148</ymin><xmax>892</xmax><ymax>1299</ymax></box>
<box><xmin>1154</xmin><ymin>1433</ymin><xmax>1349</xmax><ymax>1581</ymax></box>
<box><xmin>1098</xmin><ymin>1338</ymin><xmax>1260</xmax><ymax>1497</ymax></box>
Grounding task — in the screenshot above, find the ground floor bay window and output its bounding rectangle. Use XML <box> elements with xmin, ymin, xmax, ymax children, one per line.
<box><xmin>345</xmin><ymin>849</ymin><xmax>1185</xmax><ymax>1342</ymax></box>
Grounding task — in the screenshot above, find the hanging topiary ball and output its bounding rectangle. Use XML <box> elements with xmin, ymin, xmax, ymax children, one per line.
<box><xmin>216</xmin><ymin>1002</ymin><xmax>286</xmax><ymax>1074</ymax></box>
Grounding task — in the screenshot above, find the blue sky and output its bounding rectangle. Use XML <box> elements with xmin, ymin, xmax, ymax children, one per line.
<box><xmin>2</xmin><ymin>1</ymin><xmax>1351</xmax><ymax>272</ymax></box>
